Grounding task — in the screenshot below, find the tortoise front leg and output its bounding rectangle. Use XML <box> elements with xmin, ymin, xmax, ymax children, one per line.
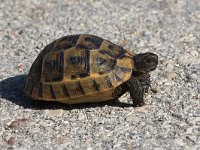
<box><xmin>126</xmin><ymin>77</ymin><xmax>145</xmax><ymax>107</ymax></box>
<box><xmin>139</xmin><ymin>73</ymin><xmax>151</xmax><ymax>93</ymax></box>
<box><xmin>112</xmin><ymin>83</ymin><xmax>128</xmax><ymax>99</ymax></box>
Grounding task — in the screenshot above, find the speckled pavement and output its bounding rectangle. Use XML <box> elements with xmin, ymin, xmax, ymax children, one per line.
<box><xmin>0</xmin><ymin>0</ymin><xmax>200</xmax><ymax>149</ymax></box>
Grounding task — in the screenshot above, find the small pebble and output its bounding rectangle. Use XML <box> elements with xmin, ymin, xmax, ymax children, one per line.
<box><xmin>186</xmin><ymin>117</ymin><xmax>200</xmax><ymax>126</ymax></box>
<box><xmin>44</xmin><ymin>109</ymin><xmax>64</xmax><ymax>118</ymax></box>
<box><xmin>7</xmin><ymin>137</ymin><xmax>16</xmax><ymax>145</ymax></box>
<box><xmin>190</xmin><ymin>50</ymin><xmax>199</xmax><ymax>57</ymax></box>
<box><xmin>14</xmin><ymin>105</ymin><xmax>19</xmax><ymax>110</ymax></box>
<box><xmin>165</xmin><ymin>71</ymin><xmax>177</xmax><ymax>79</ymax></box>
<box><xmin>151</xmin><ymin>86</ymin><xmax>160</xmax><ymax>93</ymax></box>
<box><xmin>78</xmin><ymin>112</ymin><xmax>85</xmax><ymax>120</ymax></box>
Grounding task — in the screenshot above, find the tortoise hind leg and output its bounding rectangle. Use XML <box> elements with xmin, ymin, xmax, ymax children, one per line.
<box><xmin>126</xmin><ymin>77</ymin><xmax>145</xmax><ymax>107</ymax></box>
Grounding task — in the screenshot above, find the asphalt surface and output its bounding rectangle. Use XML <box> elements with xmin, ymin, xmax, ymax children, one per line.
<box><xmin>0</xmin><ymin>0</ymin><xmax>200</xmax><ymax>149</ymax></box>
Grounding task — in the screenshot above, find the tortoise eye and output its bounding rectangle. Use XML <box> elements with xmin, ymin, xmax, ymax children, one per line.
<box><xmin>145</xmin><ymin>58</ymin><xmax>152</xmax><ymax>63</ymax></box>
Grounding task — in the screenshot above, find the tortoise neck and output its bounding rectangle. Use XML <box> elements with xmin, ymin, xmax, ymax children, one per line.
<box><xmin>132</xmin><ymin>70</ymin><xmax>145</xmax><ymax>77</ymax></box>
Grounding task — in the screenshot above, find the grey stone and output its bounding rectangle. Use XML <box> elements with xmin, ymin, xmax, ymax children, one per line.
<box><xmin>44</xmin><ymin>109</ymin><xmax>64</xmax><ymax>118</ymax></box>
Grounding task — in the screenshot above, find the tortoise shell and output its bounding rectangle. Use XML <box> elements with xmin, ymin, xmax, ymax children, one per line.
<box><xmin>24</xmin><ymin>34</ymin><xmax>135</xmax><ymax>104</ymax></box>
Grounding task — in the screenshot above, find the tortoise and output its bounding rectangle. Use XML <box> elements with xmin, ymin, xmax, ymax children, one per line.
<box><xmin>24</xmin><ymin>34</ymin><xmax>158</xmax><ymax>106</ymax></box>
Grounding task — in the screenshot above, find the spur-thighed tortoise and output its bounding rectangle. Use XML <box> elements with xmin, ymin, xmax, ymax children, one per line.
<box><xmin>24</xmin><ymin>34</ymin><xmax>158</xmax><ymax>106</ymax></box>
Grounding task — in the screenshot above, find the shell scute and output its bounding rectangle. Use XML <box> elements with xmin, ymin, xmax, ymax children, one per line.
<box><xmin>99</xmin><ymin>40</ymin><xmax>125</xmax><ymax>58</ymax></box>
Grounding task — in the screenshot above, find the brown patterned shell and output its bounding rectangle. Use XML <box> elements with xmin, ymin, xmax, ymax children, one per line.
<box><xmin>24</xmin><ymin>34</ymin><xmax>135</xmax><ymax>104</ymax></box>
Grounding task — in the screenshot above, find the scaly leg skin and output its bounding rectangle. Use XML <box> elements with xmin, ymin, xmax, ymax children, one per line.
<box><xmin>139</xmin><ymin>73</ymin><xmax>151</xmax><ymax>93</ymax></box>
<box><xmin>111</xmin><ymin>84</ymin><xmax>128</xmax><ymax>103</ymax></box>
<box><xmin>112</xmin><ymin>83</ymin><xmax>128</xmax><ymax>99</ymax></box>
<box><xmin>126</xmin><ymin>77</ymin><xmax>145</xmax><ymax>107</ymax></box>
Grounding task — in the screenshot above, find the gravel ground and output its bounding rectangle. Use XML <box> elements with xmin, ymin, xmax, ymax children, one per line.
<box><xmin>0</xmin><ymin>0</ymin><xmax>200</xmax><ymax>149</ymax></box>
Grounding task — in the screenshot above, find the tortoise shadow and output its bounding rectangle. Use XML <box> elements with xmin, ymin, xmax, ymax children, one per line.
<box><xmin>0</xmin><ymin>75</ymin><xmax>133</xmax><ymax>110</ymax></box>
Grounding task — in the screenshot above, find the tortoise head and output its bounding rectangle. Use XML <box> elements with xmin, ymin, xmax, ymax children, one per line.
<box><xmin>133</xmin><ymin>52</ymin><xmax>158</xmax><ymax>73</ymax></box>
